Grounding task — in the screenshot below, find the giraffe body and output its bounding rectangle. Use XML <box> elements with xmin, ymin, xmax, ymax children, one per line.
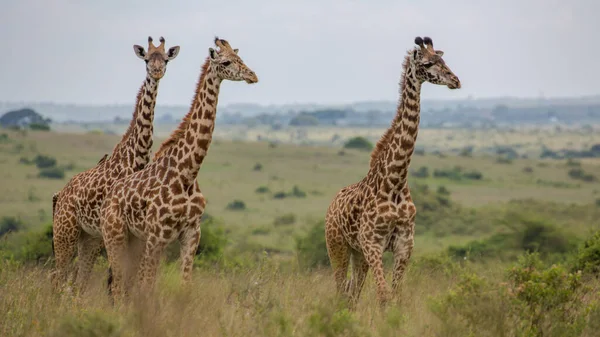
<box><xmin>325</xmin><ymin>37</ymin><xmax>461</xmax><ymax>308</ymax></box>
<box><xmin>50</xmin><ymin>37</ymin><xmax>180</xmax><ymax>292</ymax></box>
<box><xmin>101</xmin><ymin>37</ymin><xmax>258</xmax><ymax>301</ymax></box>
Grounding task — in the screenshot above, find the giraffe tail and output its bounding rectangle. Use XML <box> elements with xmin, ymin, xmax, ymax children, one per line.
<box><xmin>51</xmin><ymin>191</ymin><xmax>59</xmax><ymax>257</ymax></box>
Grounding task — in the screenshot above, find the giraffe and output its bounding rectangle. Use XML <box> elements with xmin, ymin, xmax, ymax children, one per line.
<box><xmin>101</xmin><ymin>37</ymin><xmax>258</xmax><ymax>301</ymax></box>
<box><xmin>325</xmin><ymin>36</ymin><xmax>461</xmax><ymax>308</ymax></box>
<box><xmin>51</xmin><ymin>36</ymin><xmax>180</xmax><ymax>293</ymax></box>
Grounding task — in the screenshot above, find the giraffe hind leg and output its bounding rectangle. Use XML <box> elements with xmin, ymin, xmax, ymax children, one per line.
<box><xmin>325</xmin><ymin>219</ymin><xmax>351</xmax><ymax>300</ymax></box>
<box><xmin>74</xmin><ymin>231</ymin><xmax>103</xmax><ymax>294</ymax></box>
<box><xmin>51</xmin><ymin>206</ymin><xmax>79</xmax><ymax>292</ymax></box>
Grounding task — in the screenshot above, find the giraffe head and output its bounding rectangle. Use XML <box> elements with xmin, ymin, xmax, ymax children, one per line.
<box><xmin>208</xmin><ymin>37</ymin><xmax>258</xmax><ymax>84</ymax></box>
<box><xmin>133</xmin><ymin>36</ymin><xmax>180</xmax><ymax>80</ymax></box>
<box><xmin>411</xmin><ymin>36</ymin><xmax>461</xmax><ymax>89</ymax></box>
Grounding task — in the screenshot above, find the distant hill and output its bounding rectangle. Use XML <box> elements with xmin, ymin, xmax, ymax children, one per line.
<box><xmin>1</xmin><ymin>95</ymin><xmax>600</xmax><ymax>127</ymax></box>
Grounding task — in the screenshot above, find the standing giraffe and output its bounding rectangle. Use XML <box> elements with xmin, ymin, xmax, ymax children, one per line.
<box><xmin>325</xmin><ymin>37</ymin><xmax>461</xmax><ymax>308</ymax></box>
<box><xmin>101</xmin><ymin>37</ymin><xmax>258</xmax><ymax>301</ymax></box>
<box><xmin>51</xmin><ymin>37</ymin><xmax>180</xmax><ymax>292</ymax></box>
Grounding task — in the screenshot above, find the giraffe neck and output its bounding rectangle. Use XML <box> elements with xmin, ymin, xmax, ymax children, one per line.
<box><xmin>368</xmin><ymin>53</ymin><xmax>422</xmax><ymax>190</ymax></box>
<box><xmin>170</xmin><ymin>59</ymin><xmax>222</xmax><ymax>185</ymax></box>
<box><xmin>112</xmin><ymin>75</ymin><xmax>159</xmax><ymax>170</ymax></box>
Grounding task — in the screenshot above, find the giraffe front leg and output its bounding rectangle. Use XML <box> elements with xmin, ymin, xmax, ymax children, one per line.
<box><xmin>74</xmin><ymin>231</ymin><xmax>104</xmax><ymax>294</ymax></box>
<box><xmin>179</xmin><ymin>226</ymin><xmax>201</xmax><ymax>284</ymax></box>
<box><xmin>391</xmin><ymin>221</ymin><xmax>415</xmax><ymax>297</ymax></box>
<box><xmin>124</xmin><ymin>236</ymin><xmax>145</xmax><ymax>294</ymax></box>
<box><xmin>137</xmin><ymin>235</ymin><xmax>167</xmax><ymax>293</ymax></box>
<box><xmin>102</xmin><ymin>211</ymin><xmax>128</xmax><ymax>305</ymax></box>
<box><xmin>360</xmin><ymin>228</ymin><xmax>391</xmax><ymax>307</ymax></box>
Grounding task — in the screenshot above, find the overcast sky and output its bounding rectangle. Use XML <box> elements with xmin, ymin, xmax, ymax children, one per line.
<box><xmin>0</xmin><ymin>0</ymin><xmax>597</xmax><ymax>106</ymax></box>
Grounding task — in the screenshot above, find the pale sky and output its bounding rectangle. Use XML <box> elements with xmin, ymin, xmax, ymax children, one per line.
<box><xmin>0</xmin><ymin>0</ymin><xmax>597</xmax><ymax>106</ymax></box>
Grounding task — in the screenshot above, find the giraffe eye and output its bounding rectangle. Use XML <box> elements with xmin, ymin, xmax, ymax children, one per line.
<box><xmin>222</xmin><ymin>61</ymin><xmax>231</xmax><ymax>66</ymax></box>
<box><xmin>423</xmin><ymin>62</ymin><xmax>434</xmax><ymax>68</ymax></box>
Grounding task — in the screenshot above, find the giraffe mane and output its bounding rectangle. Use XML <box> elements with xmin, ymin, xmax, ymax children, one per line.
<box><xmin>369</xmin><ymin>51</ymin><xmax>412</xmax><ymax>168</ymax></box>
<box><xmin>153</xmin><ymin>57</ymin><xmax>211</xmax><ymax>160</ymax></box>
<box><xmin>116</xmin><ymin>82</ymin><xmax>146</xmax><ymax>147</ymax></box>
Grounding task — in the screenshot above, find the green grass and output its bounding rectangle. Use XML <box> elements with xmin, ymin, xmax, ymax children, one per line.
<box><xmin>1</xmin><ymin>128</ymin><xmax>599</xmax><ymax>253</ymax></box>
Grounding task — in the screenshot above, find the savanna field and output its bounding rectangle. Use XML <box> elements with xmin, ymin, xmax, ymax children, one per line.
<box><xmin>1</xmin><ymin>125</ymin><xmax>600</xmax><ymax>336</ymax></box>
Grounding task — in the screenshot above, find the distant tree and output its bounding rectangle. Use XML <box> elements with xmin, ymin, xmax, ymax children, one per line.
<box><xmin>289</xmin><ymin>114</ymin><xmax>319</xmax><ymax>126</ymax></box>
<box><xmin>343</xmin><ymin>136</ymin><xmax>373</xmax><ymax>151</ymax></box>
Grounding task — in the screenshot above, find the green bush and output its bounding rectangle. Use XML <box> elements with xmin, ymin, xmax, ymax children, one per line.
<box><xmin>225</xmin><ymin>199</ymin><xmax>246</xmax><ymax>211</ymax></box>
<box><xmin>195</xmin><ymin>217</ymin><xmax>228</xmax><ymax>264</ymax></box>
<box><xmin>447</xmin><ymin>215</ymin><xmax>577</xmax><ymax>263</ymax></box>
<box><xmin>29</xmin><ymin>123</ymin><xmax>50</xmax><ymax>131</ymax></box>
<box><xmin>1</xmin><ymin>224</ymin><xmax>53</xmax><ymax>263</ymax></box>
<box><xmin>568</xmin><ymin>168</ymin><xmax>597</xmax><ymax>182</ymax></box>
<box><xmin>253</xmin><ymin>163</ymin><xmax>263</xmax><ymax>171</ymax></box>
<box><xmin>343</xmin><ymin>137</ymin><xmax>373</xmax><ymax>151</ymax></box>
<box><xmin>436</xmin><ymin>185</ymin><xmax>450</xmax><ymax>195</ymax></box>
<box><xmin>291</xmin><ymin>185</ymin><xmax>306</xmax><ymax>198</ymax></box>
<box><xmin>0</xmin><ymin>216</ymin><xmax>23</xmax><ymax>237</ymax></box>
<box><xmin>433</xmin><ymin>253</ymin><xmax>593</xmax><ymax>337</ymax></box>
<box><xmin>296</xmin><ymin>221</ymin><xmax>329</xmax><ymax>271</ymax></box>
<box><xmin>274</xmin><ymin>213</ymin><xmax>296</xmax><ymax>226</ymax></box>
<box><xmin>38</xmin><ymin>167</ymin><xmax>65</xmax><ymax>179</ymax></box>
<box><xmin>571</xmin><ymin>231</ymin><xmax>600</xmax><ymax>276</ymax></box>
<box><xmin>255</xmin><ymin>186</ymin><xmax>270</xmax><ymax>194</ymax></box>
<box><xmin>411</xmin><ymin>166</ymin><xmax>429</xmax><ymax>178</ymax></box>
<box><xmin>273</xmin><ymin>191</ymin><xmax>287</xmax><ymax>199</ymax></box>
<box><xmin>433</xmin><ymin>166</ymin><xmax>484</xmax><ymax>181</ymax></box>
<box><xmin>33</xmin><ymin>154</ymin><xmax>57</xmax><ymax>169</ymax></box>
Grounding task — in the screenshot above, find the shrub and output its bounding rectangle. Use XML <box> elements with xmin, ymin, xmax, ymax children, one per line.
<box><xmin>296</xmin><ymin>221</ymin><xmax>329</xmax><ymax>271</ymax></box>
<box><xmin>566</xmin><ymin>158</ymin><xmax>581</xmax><ymax>167</ymax></box>
<box><xmin>33</xmin><ymin>154</ymin><xmax>57</xmax><ymax>169</ymax></box>
<box><xmin>463</xmin><ymin>170</ymin><xmax>483</xmax><ymax>180</ymax></box>
<box><xmin>195</xmin><ymin>217</ymin><xmax>227</xmax><ymax>263</ymax></box>
<box><xmin>568</xmin><ymin>168</ymin><xmax>597</xmax><ymax>182</ymax></box>
<box><xmin>434</xmin><ymin>166</ymin><xmax>483</xmax><ymax>181</ymax></box>
<box><xmin>343</xmin><ymin>136</ymin><xmax>373</xmax><ymax>151</ymax></box>
<box><xmin>274</xmin><ymin>213</ymin><xmax>296</xmax><ymax>226</ymax></box>
<box><xmin>253</xmin><ymin>163</ymin><xmax>263</xmax><ymax>171</ymax></box>
<box><xmin>571</xmin><ymin>231</ymin><xmax>600</xmax><ymax>275</ymax></box>
<box><xmin>225</xmin><ymin>199</ymin><xmax>246</xmax><ymax>211</ymax></box>
<box><xmin>447</xmin><ymin>215</ymin><xmax>577</xmax><ymax>263</ymax></box>
<box><xmin>459</xmin><ymin>146</ymin><xmax>473</xmax><ymax>157</ymax></box>
<box><xmin>436</xmin><ymin>185</ymin><xmax>450</xmax><ymax>195</ymax></box>
<box><xmin>411</xmin><ymin>166</ymin><xmax>429</xmax><ymax>178</ymax></box>
<box><xmin>273</xmin><ymin>191</ymin><xmax>287</xmax><ymax>199</ymax></box>
<box><xmin>291</xmin><ymin>185</ymin><xmax>306</xmax><ymax>198</ymax></box>
<box><xmin>2</xmin><ymin>225</ymin><xmax>54</xmax><ymax>263</ymax></box>
<box><xmin>0</xmin><ymin>216</ymin><xmax>24</xmax><ymax>237</ymax></box>
<box><xmin>29</xmin><ymin>123</ymin><xmax>50</xmax><ymax>131</ymax></box>
<box><xmin>255</xmin><ymin>186</ymin><xmax>270</xmax><ymax>194</ymax></box>
<box><xmin>523</xmin><ymin>166</ymin><xmax>534</xmax><ymax>173</ymax></box>
<box><xmin>433</xmin><ymin>253</ymin><xmax>593</xmax><ymax>337</ymax></box>
<box><xmin>38</xmin><ymin>167</ymin><xmax>65</xmax><ymax>179</ymax></box>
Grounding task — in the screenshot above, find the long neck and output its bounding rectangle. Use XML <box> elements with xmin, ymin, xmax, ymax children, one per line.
<box><xmin>368</xmin><ymin>54</ymin><xmax>422</xmax><ymax>188</ymax></box>
<box><xmin>111</xmin><ymin>75</ymin><xmax>159</xmax><ymax>170</ymax></box>
<box><xmin>169</xmin><ymin>59</ymin><xmax>222</xmax><ymax>185</ymax></box>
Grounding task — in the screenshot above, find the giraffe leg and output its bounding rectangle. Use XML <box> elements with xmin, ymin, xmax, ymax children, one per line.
<box><xmin>179</xmin><ymin>226</ymin><xmax>201</xmax><ymax>284</ymax></box>
<box><xmin>348</xmin><ymin>251</ymin><xmax>369</xmax><ymax>309</ymax></box>
<box><xmin>391</xmin><ymin>222</ymin><xmax>415</xmax><ymax>296</ymax></box>
<box><xmin>137</xmin><ymin>235</ymin><xmax>167</xmax><ymax>293</ymax></box>
<box><xmin>51</xmin><ymin>208</ymin><xmax>79</xmax><ymax>291</ymax></box>
<box><xmin>102</xmin><ymin>212</ymin><xmax>128</xmax><ymax>304</ymax></box>
<box><xmin>325</xmin><ymin>219</ymin><xmax>351</xmax><ymax>299</ymax></box>
<box><xmin>74</xmin><ymin>231</ymin><xmax>103</xmax><ymax>294</ymax></box>
<box><xmin>360</xmin><ymin>228</ymin><xmax>391</xmax><ymax>307</ymax></box>
<box><xmin>124</xmin><ymin>236</ymin><xmax>145</xmax><ymax>294</ymax></box>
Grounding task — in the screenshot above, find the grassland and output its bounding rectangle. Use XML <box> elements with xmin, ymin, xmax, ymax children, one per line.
<box><xmin>1</xmin><ymin>126</ymin><xmax>600</xmax><ymax>336</ymax></box>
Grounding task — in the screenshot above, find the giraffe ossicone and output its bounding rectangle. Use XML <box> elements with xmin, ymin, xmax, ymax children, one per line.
<box><xmin>325</xmin><ymin>36</ymin><xmax>461</xmax><ymax>308</ymax></box>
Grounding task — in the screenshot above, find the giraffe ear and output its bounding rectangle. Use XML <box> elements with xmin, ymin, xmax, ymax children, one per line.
<box><xmin>209</xmin><ymin>47</ymin><xmax>217</xmax><ymax>60</ymax></box>
<box><xmin>133</xmin><ymin>45</ymin><xmax>146</xmax><ymax>60</ymax></box>
<box><xmin>233</xmin><ymin>49</ymin><xmax>239</xmax><ymax>54</ymax></box>
<box><xmin>167</xmin><ymin>46</ymin><xmax>180</xmax><ymax>60</ymax></box>
<box><xmin>435</xmin><ymin>50</ymin><xmax>444</xmax><ymax>57</ymax></box>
